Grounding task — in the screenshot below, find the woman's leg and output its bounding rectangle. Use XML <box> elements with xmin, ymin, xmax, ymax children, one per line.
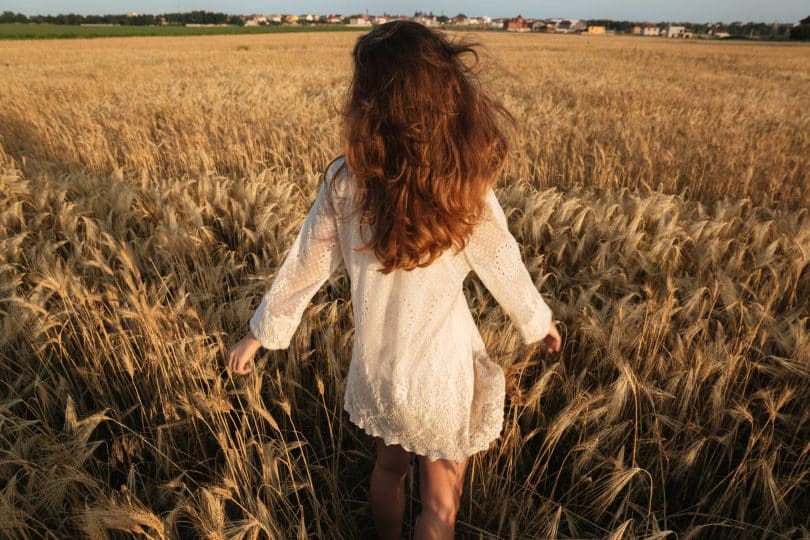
<box><xmin>413</xmin><ymin>454</ymin><xmax>469</xmax><ymax>540</ymax></box>
<box><xmin>370</xmin><ymin>436</ymin><xmax>412</xmax><ymax>540</ymax></box>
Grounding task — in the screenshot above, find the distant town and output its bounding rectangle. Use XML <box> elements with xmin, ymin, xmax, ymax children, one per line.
<box><xmin>1</xmin><ymin>10</ymin><xmax>807</xmax><ymax>40</ymax></box>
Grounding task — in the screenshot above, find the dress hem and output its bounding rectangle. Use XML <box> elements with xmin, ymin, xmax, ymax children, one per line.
<box><xmin>343</xmin><ymin>401</ymin><xmax>501</xmax><ymax>463</ymax></box>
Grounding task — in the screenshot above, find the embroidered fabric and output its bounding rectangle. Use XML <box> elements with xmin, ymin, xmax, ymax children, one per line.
<box><xmin>249</xmin><ymin>157</ymin><xmax>553</xmax><ymax>462</ymax></box>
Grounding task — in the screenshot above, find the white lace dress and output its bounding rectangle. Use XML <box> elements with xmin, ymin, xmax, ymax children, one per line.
<box><xmin>249</xmin><ymin>157</ymin><xmax>554</xmax><ymax>463</ymax></box>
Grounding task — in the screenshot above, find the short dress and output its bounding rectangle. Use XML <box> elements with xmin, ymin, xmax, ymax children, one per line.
<box><xmin>249</xmin><ymin>157</ymin><xmax>554</xmax><ymax>463</ymax></box>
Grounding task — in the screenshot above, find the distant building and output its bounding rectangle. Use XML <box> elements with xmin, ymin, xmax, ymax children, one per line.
<box><xmin>348</xmin><ymin>15</ymin><xmax>371</xmax><ymax>26</ymax></box>
<box><xmin>325</xmin><ymin>14</ymin><xmax>343</xmax><ymax>24</ymax></box>
<box><xmin>553</xmin><ymin>19</ymin><xmax>580</xmax><ymax>33</ymax></box>
<box><xmin>666</xmin><ymin>24</ymin><xmax>686</xmax><ymax>37</ymax></box>
<box><xmin>283</xmin><ymin>14</ymin><xmax>299</xmax><ymax>23</ymax></box>
<box><xmin>268</xmin><ymin>14</ymin><xmax>282</xmax><ymax>23</ymax></box>
<box><xmin>505</xmin><ymin>15</ymin><xmax>530</xmax><ymax>31</ymax></box>
<box><xmin>414</xmin><ymin>14</ymin><xmax>438</xmax><ymax>26</ymax></box>
<box><xmin>560</xmin><ymin>19</ymin><xmax>573</xmax><ymax>32</ymax></box>
<box><xmin>587</xmin><ymin>25</ymin><xmax>606</xmax><ymax>34</ymax></box>
<box><xmin>243</xmin><ymin>13</ymin><xmax>266</xmax><ymax>26</ymax></box>
<box><xmin>711</xmin><ymin>26</ymin><xmax>730</xmax><ymax>38</ymax></box>
<box><xmin>531</xmin><ymin>20</ymin><xmax>549</xmax><ymax>32</ymax></box>
<box><xmin>642</xmin><ymin>25</ymin><xmax>661</xmax><ymax>36</ymax></box>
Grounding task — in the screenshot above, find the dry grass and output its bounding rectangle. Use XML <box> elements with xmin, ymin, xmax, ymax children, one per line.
<box><xmin>0</xmin><ymin>31</ymin><xmax>808</xmax><ymax>539</ymax></box>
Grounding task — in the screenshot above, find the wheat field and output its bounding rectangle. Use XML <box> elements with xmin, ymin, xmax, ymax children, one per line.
<box><xmin>0</xmin><ymin>31</ymin><xmax>808</xmax><ymax>539</ymax></box>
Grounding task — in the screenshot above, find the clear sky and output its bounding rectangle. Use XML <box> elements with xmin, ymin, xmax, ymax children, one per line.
<box><xmin>3</xmin><ymin>1</ymin><xmax>807</xmax><ymax>24</ymax></box>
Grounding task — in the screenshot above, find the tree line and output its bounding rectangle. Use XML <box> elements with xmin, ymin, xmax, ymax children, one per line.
<box><xmin>0</xmin><ymin>10</ymin><xmax>244</xmax><ymax>26</ymax></box>
<box><xmin>1</xmin><ymin>10</ymin><xmax>808</xmax><ymax>40</ymax></box>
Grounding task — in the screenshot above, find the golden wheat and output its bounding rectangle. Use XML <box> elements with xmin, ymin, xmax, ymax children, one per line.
<box><xmin>0</xmin><ymin>31</ymin><xmax>808</xmax><ymax>539</ymax></box>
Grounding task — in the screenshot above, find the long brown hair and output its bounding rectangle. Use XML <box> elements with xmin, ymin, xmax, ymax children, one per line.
<box><xmin>330</xmin><ymin>20</ymin><xmax>514</xmax><ymax>274</ymax></box>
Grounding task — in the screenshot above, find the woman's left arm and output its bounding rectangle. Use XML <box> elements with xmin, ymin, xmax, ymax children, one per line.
<box><xmin>248</xmin><ymin>167</ymin><xmax>344</xmax><ymax>350</ymax></box>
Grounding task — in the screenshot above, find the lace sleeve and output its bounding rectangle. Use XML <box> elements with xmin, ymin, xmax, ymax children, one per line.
<box><xmin>463</xmin><ymin>188</ymin><xmax>553</xmax><ymax>345</ymax></box>
<box><xmin>248</xmin><ymin>164</ymin><xmax>344</xmax><ymax>350</ymax></box>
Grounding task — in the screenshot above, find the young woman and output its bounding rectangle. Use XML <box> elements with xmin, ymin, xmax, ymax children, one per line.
<box><xmin>227</xmin><ymin>20</ymin><xmax>561</xmax><ymax>540</ymax></box>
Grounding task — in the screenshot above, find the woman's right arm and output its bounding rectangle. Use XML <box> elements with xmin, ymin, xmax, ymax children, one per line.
<box><xmin>462</xmin><ymin>188</ymin><xmax>554</xmax><ymax>345</ymax></box>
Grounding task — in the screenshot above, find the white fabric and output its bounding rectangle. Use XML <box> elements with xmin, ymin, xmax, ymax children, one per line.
<box><xmin>249</xmin><ymin>157</ymin><xmax>553</xmax><ymax>462</ymax></box>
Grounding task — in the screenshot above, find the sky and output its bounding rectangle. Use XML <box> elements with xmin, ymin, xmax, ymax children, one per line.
<box><xmin>2</xmin><ymin>1</ymin><xmax>807</xmax><ymax>24</ymax></box>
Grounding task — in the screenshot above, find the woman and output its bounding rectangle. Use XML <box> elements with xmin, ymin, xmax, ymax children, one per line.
<box><xmin>228</xmin><ymin>21</ymin><xmax>562</xmax><ymax>539</ymax></box>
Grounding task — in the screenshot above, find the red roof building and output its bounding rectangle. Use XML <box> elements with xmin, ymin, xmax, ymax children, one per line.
<box><xmin>505</xmin><ymin>15</ymin><xmax>529</xmax><ymax>31</ymax></box>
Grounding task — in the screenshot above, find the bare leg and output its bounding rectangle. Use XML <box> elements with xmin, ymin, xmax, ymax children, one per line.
<box><xmin>413</xmin><ymin>454</ymin><xmax>469</xmax><ymax>540</ymax></box>
<box><xmin>370</xmin><ymin>436</ymin><xmax>412</xmax><ymax>540</ymax></box>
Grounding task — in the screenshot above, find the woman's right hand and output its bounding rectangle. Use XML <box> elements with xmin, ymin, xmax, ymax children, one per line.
<box><xmin>227</xmin><ymin>331</ymin><xmax>262</xmax><ymax>375</ymax></box>
<box><xmin>542</xmin><ymin>322</ymin><xmax>561</xmax><ymax>353</ymax></box>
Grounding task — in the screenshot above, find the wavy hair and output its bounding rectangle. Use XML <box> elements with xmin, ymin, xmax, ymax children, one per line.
<box><xmin>329</xmin><ymin>20</ymin><xmax>514</xmax><ymax>274</ymax></box>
